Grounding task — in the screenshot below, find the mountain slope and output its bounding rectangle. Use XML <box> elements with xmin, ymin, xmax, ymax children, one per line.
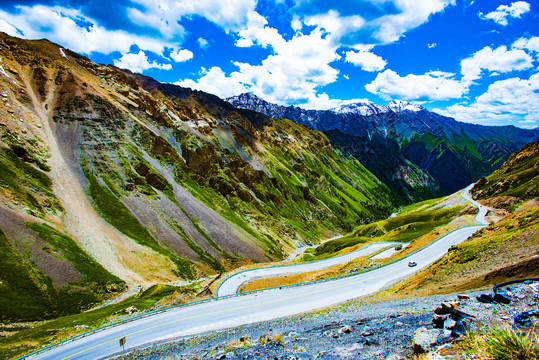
<box><xmin>0</xmin><ymin>33</ymin><xmax>394</xmax><ymax>320</ymax></box>
<box><xmin>471</xmin><ymin>138</ymin><xmax>539</xmax><ymax>205</ymax></box>
<box><xmin>227</xmin><ymin>93</ymin><xmax>539</xmax><ymax>198</ymax></box>
<box><xmin>392</xmin><ymin>138</ymin><xmax>539</xmax><ymax>298</ymax></box>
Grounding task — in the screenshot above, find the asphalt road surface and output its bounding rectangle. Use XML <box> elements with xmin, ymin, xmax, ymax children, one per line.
<box><xmin>217</xmin><ymin>241</ymin><xmax>401</xmax><ymax>296</ymax></box>
<box><xmin>370</xmin><ymin>242</ymin><xmax>409</xmax><ymax>259</ymax></box>
<box><xmin>27</xmin><ymin>185</ymin><xmax>487</xmax><ymax>360</ymax></box>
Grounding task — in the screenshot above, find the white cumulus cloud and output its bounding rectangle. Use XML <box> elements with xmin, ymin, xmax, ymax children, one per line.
<box><xmin>436</xmin><ymin>73</ymin><xmax>539</xmax><ymax>126</ymax></box>
<box><xmin>479</xmin><ymin>1</ymin><xmax>530</xmax><ymax>26</ymax></box>
<box><xmin>114</xmin><ymin>51</ymin><xmax>172</xmax><ymax>73</ymax></box>
<box><xmin>126</xmin><ymin>0</ymin><xmax>256</xmax><ymax>37</ymax></box>
<box><xmin>175</xmin><ymin>67</ymin><xmax>250</xmax><ymax>99</ymax></box>
<box><xmin>345</xmin><ymin>50</ymin><xmax>387</xmax><ymax>72</ymax></box>
<box><xmin>170</xmin><ymin>49</ymin><xmax>193</xmax><ymax>63</ymax></box>
<box><xmin>177</xmin><ymin>27</ymin><xmax>342</xmax><ymax>109</ymax></box>
<box><xmin>365</xmin><ymin>69</ymin><xmax>468</xmax><ymax>101</ymax></box>
<box><xmin>235</xmin><ymin>11</ymin><xmax>285</xmax><ymax>49</ymax></box>
<box><xmin>0</xmin><ymin>5</ymin><xmax>171</xmax><ymax>55</ymax></box>
<box><xmin>370</xmin><ymin>0</ymin><xmax>456</xmax><ymax>45</ymax></box>
<box><xmin>296</xmin><ymin>1</ymin><xmax>454</xmax><ymax>48</ymax></box>
<box><xmin>512</xmin><ymin>36</ymin><xmax>539</xmax><ymax>60</ymax></box>
<box><xmin>460</xmin><ymin>45</ymin><xmax>533</xmax><ymax>82</ymax></box>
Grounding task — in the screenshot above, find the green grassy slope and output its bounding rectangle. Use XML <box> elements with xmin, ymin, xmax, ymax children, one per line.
<box><xmin>471</xmin><ymin>139</ymin><xmax>539</xmax><ymax>203</ymax></box>
<box><xmin>382</xmin><ymin>138</ymin><xmax>539</xmax><ymax>298</ymax></box>
<box><xmin>0</xmin><ymin>224</ymin><xmax>124</xmax><ymax>322</ymax></box>
<box><xmin>305</xmin><ymin>199</ymin><xmax>462</xmax><ymax>260</ymax></box>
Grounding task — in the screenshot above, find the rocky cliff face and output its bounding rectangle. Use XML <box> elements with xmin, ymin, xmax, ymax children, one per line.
<box><xmin>228</xmin><ymin>93</ymin><xmax>539</xmax><ymax>197</ymax></box>
<box><xmin>0</xmin><ymin>34</ymin><xmax>394</xmax><ymax>320</ymax></box>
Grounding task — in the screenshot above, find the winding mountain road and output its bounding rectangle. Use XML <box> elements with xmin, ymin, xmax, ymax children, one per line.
<box><xmin>217</xmin><ymin>241</ymin><xmax>402</xmax><ymax>296</ymax></box>
<box><xmin>26</xmin><ymin>185</ymin><xmax>488</xmax><ymax>360</ymax></box>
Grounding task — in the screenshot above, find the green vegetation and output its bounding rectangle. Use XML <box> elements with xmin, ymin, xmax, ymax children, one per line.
<box><xmin>85</xmin><ymin>170</ymin><xmax>161</xmax><ymax>249</ymax></box>
<box><xmin>310</xmin><ymin>237</ymin><xmax>370</xmax><ymax>257</ymax></box>
<box><xmin>405</xmin><ymin>131</ymin><xmax>497</xmax><ymax>187</ymax></box>
<box><xmin>0</xmin><ymin>143</ymin><xmax>55</xmax><ymax>213</ymax></box>
<box><xmin>458</xmin><ymin>326</ymin><xmax>539</xmax><ymax>360</ymax></box>
<box><xmin>27</xmin><ymin>223</ymin><xmax>122</xmax><ymax>285</ymax></box>
<box><xmin>351</xmin><ymin>207</ymin><xmax>461</xmax><ymax>238</ymax></box>
<box><xmin>138</xmin><ymin>283</ymin><xmax>195</xmax><ymax>299</ymax></box>
<box><xmin>452</xmin><ymin>133</ymin><xmax>481</xmax><ymax>159</ymax></box>
<box><xmin>0</xmin><ymin>223</ymin><xmax>123</xmax><ymax>322</ymax></box>
<box><xmin>0</xmin><ymin>228</ymin><xmax>53</xmax><ymax>320</ymax></box>
<box><xmin>0</xmin><ymin>148</ymin><xmax>51</xmax><ymax>190</ymax></box>
<box><xmin>84</xmin><ymin>169</ymin><xmax>196</xmax><ymax>279</ymax></box>
<box><xmin>0</xmin><ymin>283</ymin><xmax>199</xmax><ymax>359</ymax></box>
<box><xmin>307</xmin><ymin>203</ymin><xmax>462</xmax><ymax>260</ymax></box>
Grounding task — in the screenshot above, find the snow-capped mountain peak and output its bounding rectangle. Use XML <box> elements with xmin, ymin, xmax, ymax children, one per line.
<box><xmin>227</xmin><ymin>92</ymin><xmax>269</xmax><ymax>106</ymax></box>
<box><xmin>332</xmin><ymin>102</ymin><xmax>386</xmax><ymax>116</ymax></box>
<box><xmin>333</xmin><ymin>99</ymin><xmax>424</xmax><ymax>116</ymax></box>
<box><xmin>386</xmin><ymin>99</ymin><xmax>424</xmax><ymax>113</ymax></box>
<box><xmin>228</xmin><ymin>93</ymin><xmax>424</xmax><ymax>117</ymax></box>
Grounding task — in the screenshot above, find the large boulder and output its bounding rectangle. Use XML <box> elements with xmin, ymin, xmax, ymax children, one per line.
<box><xmin>412</xmin><ymin>327</ymin><xmax>443</xmax><ymax>354</ymax></box>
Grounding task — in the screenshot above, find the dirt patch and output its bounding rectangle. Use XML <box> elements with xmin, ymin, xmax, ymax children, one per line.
<box><xmin>239</xmin><ymin>262</ymin><xmax>350</xmax><ymax>293</ymax></box>
<box><xmin>482</xmin><ymin>256</ymin><xmax>539</xmax><ymax>284</ymax></box>
<box><xmin>517</xmin><ymin>198</ymin><xmax>539</xmax><ymax>211</ymax></box>
<box><xmin>457</xmin><ymin>205</ymin><xmax>478</xmax><ymax>216</ymax></box>
<box><xmin>480</xmin><ymin>196</ymin><xmax>519</xmax><ymax>208</ymax></box>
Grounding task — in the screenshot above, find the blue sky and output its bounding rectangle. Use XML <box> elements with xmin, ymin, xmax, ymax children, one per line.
<box><xmin>0</xmin><ymin>0</ymin><xmax>538</xmax><ymax>128</ymax></box>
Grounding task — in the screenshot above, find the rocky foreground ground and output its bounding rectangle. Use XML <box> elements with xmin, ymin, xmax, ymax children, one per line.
<box><xmin>110</xmin><ymin>281</ymin><xmax>539</xmax><ymax>359</ymax></box>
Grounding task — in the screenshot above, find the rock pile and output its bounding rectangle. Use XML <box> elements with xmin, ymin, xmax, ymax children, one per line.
<box><xmin>411</xmin><ymin>279</ymin><xmax>539</xmax><ymax>357</ymax></box>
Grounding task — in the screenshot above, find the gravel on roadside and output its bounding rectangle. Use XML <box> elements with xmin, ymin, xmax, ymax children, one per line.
<box><xmin>107</xmin><ymin>281</ymin><xmax>539</xmax><ymax>360</ymax></box>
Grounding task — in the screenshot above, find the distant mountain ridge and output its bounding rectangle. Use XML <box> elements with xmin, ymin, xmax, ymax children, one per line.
<box><xmin>227</xmin><ymin>93</ymin><xmax>536</xmax><ymax>145</ymax></box>
<box><xmin>227</xmin><ymin>93</ymin><xmax>539</xmax><ymax>197</ymax></box>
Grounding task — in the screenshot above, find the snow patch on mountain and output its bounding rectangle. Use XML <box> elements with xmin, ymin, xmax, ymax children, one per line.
<box><xmin>386</xmin><ymin>99</ymin><xmax>424</xmax><ymax>113</ymax></box>
<box><xmin>333</xmin><ymin>99</ymin><xmax>424</xmax><ymax>116</ymax></box>
<box><xmin>333</xmin><ymin>102</ymin><xmax>386</xmax><ymax>116</ymax></box>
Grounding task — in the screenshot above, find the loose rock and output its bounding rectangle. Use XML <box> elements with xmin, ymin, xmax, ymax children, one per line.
<box><xmin>412</xmin><ymin>327</ymin><xmax>442</xmax><ymax>354</ymax></box>
<box><xmin>338</xmin><ymin>325</ymin><xmax>352</xmax><ymax>334</ymax></box>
